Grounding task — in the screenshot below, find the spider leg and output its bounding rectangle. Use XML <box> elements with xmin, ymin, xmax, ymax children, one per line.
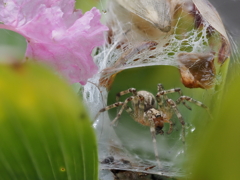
<box><xmin>116</xmin><ymin>88</ymin><xmax>137</xmax><ymax>102</ymax></box>
<box><xmin>112</xmin><ymin>94</ymin><xmax>145</xmax><ymax>126</ymax></box>
<box><xmin>111</xmin><ymin>96</ymin><xmax>135</xmax><ymax>126</ymax></box>
<box><xmin>137</xmin><ymin>94</ymin><xmax>145</xmax><ymax>120</ymax></box>
<box><xmin>156</xmin><ymin>84</ymin><xmax>165</xmax><ymax>108</ymax></box>
<box><xmin>146</xmin><ymin>110</ymin><xmax>162</xmax><ymax>169</ymax></box>
<box><xmin>166</xmin><ymin>119</ymin><xmax>174</xmax><ymax>134</ymax></box>
<box><xmin>156</xmin><ymin>84</ymin><xmax>192</xmax><ymax>110</ymax></box>
<box><xmin>166</xmin><ymin>99</ymin><xmax>186</xmax><ymax>144</ymax></box>
<box><xmin>176</xmin><ymin>96</ymin><xmax>207</xmax><ymax>108</ymax></box>
<box><xmin>94</xmin><ymin>102</ymin><xmax>124</xmax><ymax>124</ymax></box>
<box><xmin>125</xmin><ymin>105</ymin><xmax>135</xmax><ymax>120</ymax></box>
<box><xmin>116</xmin><ymin>88</ymin><xmax>138</xmax><ymax>116</ymax></box>
<box><xmin>176</xmin><ymin>96</ymin><xmax>212</xmax><ymax>118</ymax></box>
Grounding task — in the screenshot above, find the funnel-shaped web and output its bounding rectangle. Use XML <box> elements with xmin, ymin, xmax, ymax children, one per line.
<box><xmin>83</xmin><ymin>0</ymin><xmax>230</xmax><ymax>177</ymax></box>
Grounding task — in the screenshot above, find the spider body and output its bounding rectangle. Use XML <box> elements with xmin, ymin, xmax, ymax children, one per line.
<box><xmin>95</xmin><ymin>84</ymin><xmax>209</xmax><ymax>169</ymax></box>
<box><xmin>127</xmin><ymin>90</ymin><xmax>172</xmax><ymax>134</ymax></box>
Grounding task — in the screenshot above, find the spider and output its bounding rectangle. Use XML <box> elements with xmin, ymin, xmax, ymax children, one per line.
<box><xmin>95</xmin><ymin>84</ymin><xmax>209</xmax><ymax>169</ymax></box>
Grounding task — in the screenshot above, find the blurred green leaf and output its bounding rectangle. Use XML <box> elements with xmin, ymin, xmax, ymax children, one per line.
<box><xmin>0</xmin><ymin>29</ymin><xmax>26</xmax><ymax>48</ymax></box>
<box><xmin>75</xmin><ymin>0</ymin><xmax>100</xmax><ymax>12</ymax></box>
<box><xmin>0</xmin><ymin>62</ymin><xmax>98</xmax><ymax>180</ymax></box>
<box><xmin>188</xmin><ymin>66</ymin><xmax>240</xmax><ymax>180</ymax></box>
<box><xmin>0</xmin><ymin>29</ymin><xmax>26</xmax><ymax>61</ymax></box>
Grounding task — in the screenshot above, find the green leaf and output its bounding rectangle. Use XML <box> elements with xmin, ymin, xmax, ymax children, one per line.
<box><xmin>75</xmin><ymin>0</ymin><xmax>100</xmax><ymax>12</ymax></box>
<box><xmin>0</xmin><ymin>63</ymin><xmax>98</xmax><ymax>180</ymax></box>
<box><xmin>0</xmin><ymin>29</ymin><xmax>26</xmax><ymax>61</ymax></box>
<box><xmin>188</xmin><ymin>68</ymin><xmax>240</xmax><ymax>180</ymax></box>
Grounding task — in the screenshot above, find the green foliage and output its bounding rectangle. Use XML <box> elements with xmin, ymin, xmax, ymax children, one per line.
<box><xmin>188</xmin><ymin>69</ymin><xmax>240</xmax><ymax>180</ymax></box>
<box><xmin>0</xmin><ymin>29</ymin><xmax>26</xmax><ymax>61</ymax></box>
<box><xmin>0</xmin><ymin>29</ymin><xmax>26</xmax><ymax>48</ymax></box>
<box><xmin>0</xmin><ymin>63</ymin><xmax>98</xmax><ymax>180</ymax></box>
<box><xmin>75</xmin><ymin>0</ymin><xmax>100</xmax><ymax>12</ymax></box>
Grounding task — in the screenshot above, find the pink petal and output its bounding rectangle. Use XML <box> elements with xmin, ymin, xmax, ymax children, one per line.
<box><xmin>0</xmin><ymin>0</ymin><xmax>108</xmax><ymax>84</ymax></box>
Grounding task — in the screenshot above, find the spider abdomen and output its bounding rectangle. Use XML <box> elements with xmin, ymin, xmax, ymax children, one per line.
<box><xmin>137</xmin><ymin>90</ymin><xmax>156</xmax><ymax>111</ymax></box>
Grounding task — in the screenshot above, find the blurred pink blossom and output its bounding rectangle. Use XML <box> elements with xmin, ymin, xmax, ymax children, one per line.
<box><xmin>0</xmin><ymin>0</ymin><xmax>108</xmax><ymax>84</ymax></box>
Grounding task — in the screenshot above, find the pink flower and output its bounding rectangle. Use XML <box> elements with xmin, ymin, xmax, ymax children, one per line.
<box><xmin>0</xmin><ymin>0</ymin><xmax>108</xmax><ymax>84</ymax></box>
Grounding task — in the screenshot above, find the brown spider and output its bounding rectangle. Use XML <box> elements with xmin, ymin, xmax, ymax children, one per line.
<box><xmin>95</xmin><ymin>84</ymin><xmax>209</xmax><ymax>169</ymax></box>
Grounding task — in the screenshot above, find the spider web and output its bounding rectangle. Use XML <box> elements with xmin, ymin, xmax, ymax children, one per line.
<box><xmin>95</xmin><ymin>1</ymin><xmax>215</xmax><ymax>85</ymax></box>
<box><xmin>82</xmin><ymin>0</ymin><xmax>230</xmax><ymax>178</ymax></box>
<box><xmin>107</xmin><ymin>14</ymin><xmax>208</xmax><ymax>67</ymax></box>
